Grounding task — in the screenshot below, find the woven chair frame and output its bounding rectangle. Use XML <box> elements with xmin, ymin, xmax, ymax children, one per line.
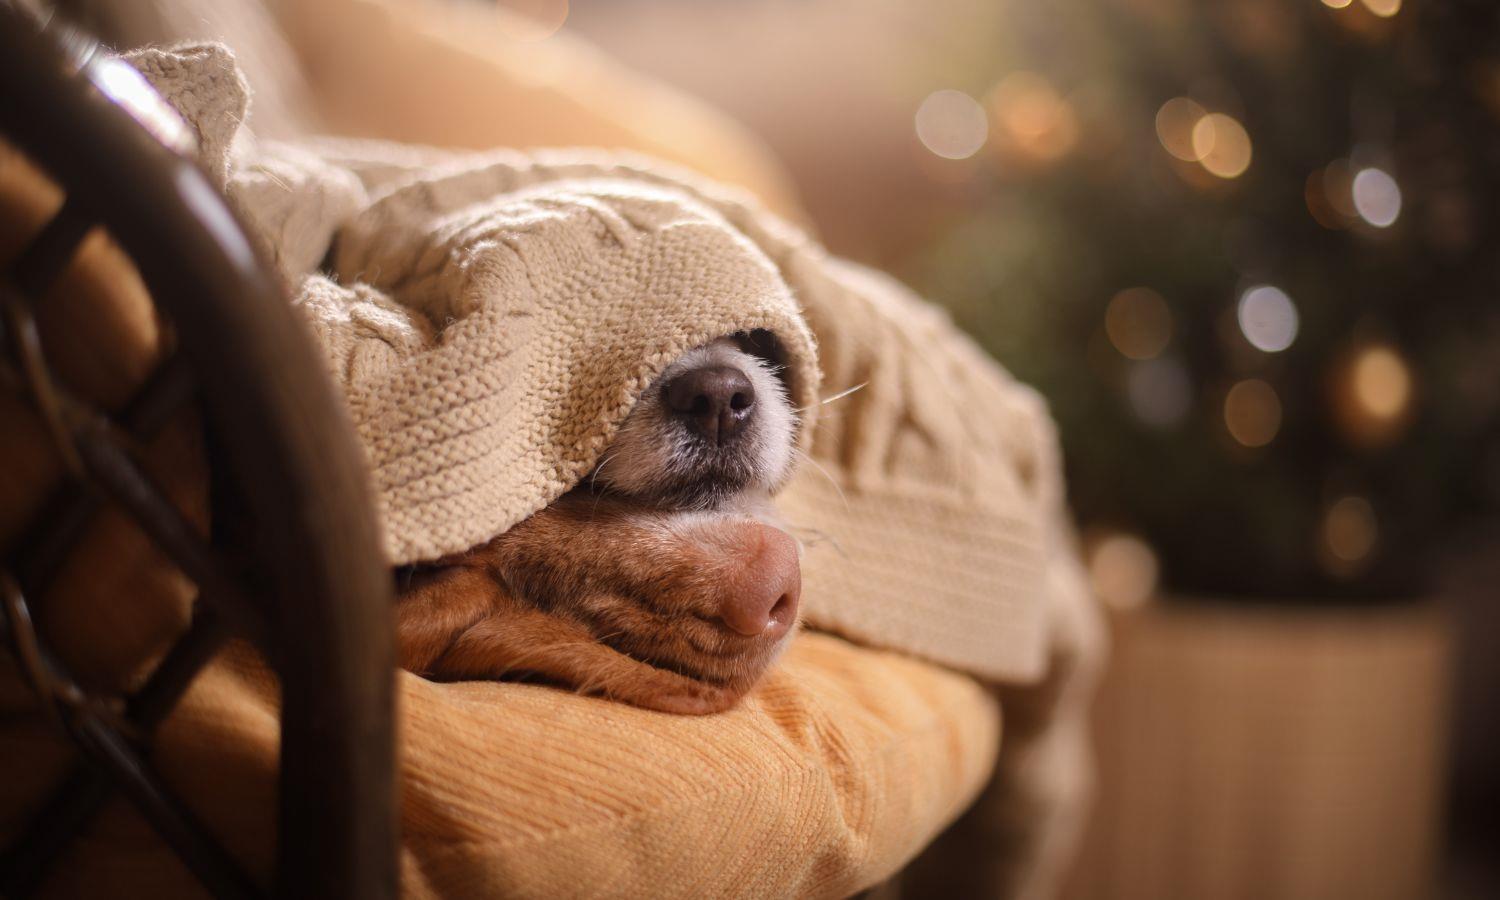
<box><xmin>0</xmin><ymin>10</ymin><xmax>397</xmax><ymax>898</ymax></box>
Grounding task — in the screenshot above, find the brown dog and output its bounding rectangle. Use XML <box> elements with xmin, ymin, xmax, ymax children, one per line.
<box><xmin>393</xmin><ymin>337</ymin><xmax>802</xmax><ymax>714</ymax></box>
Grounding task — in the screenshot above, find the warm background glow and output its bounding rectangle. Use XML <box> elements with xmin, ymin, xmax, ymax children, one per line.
<box><xmin>560</xmin><ymin>5</ymin><xmax>1500</xmax><ymax>892</ymax></box>
<box><xmin>494</xmin><ymin>0</ymin><xmax>570</xmax><ymax>41</ymax></box>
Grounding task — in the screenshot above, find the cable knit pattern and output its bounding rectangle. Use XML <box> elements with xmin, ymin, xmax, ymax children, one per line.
<box><xmin>135</xmin><ymin>44</ymin><xmax>1063</xmax><ymax>682</ymax></box>
<box><xmin>121</xmin><ymin>43</ymin><xmax>250</xmax><ymax>187</ymax></box>
<box><xmin>300</xmin><ymin>141</ymin><xmax>1058</xmax><ymax>681</ymax></box>
<box><xmin>336</xmin><ymin>177</ymin><xmax>820</xmax><ymax>562</ymax></box>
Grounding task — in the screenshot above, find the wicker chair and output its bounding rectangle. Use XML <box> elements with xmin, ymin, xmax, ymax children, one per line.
<box><xmin>0</xmin><ymin>10</ymin><xmax>397</xmax><ymax>897</ymax></box>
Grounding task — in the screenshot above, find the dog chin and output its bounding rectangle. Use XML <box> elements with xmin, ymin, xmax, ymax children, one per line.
<box><xmin>625</xmin><ymin>469</ymin><xmax>755</xmax><ymax>511</ymax></box>
<box><xmin>488</xmin><ymin>492</ymin><xmax>803</xmax><ymax>713</ymax></box>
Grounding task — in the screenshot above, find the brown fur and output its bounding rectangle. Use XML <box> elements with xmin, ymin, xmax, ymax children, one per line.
<box><xmin>395</xmin><ymin>492</ymin><xmax>799</xmax><ymax>715</ymax></box>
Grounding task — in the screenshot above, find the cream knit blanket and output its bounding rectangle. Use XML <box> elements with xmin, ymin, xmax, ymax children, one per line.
<box><xmin>128</xmin><ymin>43</ymin><xmax>1079</xmax><ymax>687</ymax></box>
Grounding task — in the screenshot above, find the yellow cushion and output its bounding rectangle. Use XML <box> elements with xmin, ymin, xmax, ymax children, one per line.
<box><xmin>22</xmin><ymin>633</ymin><xmax>998</xmax><ymax>898</ymax></box>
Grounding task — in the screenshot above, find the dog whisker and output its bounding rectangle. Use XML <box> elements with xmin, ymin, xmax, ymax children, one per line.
<box><xmin>793</xmin><ymin>380</ymin><xmax>867</xmax><ymax>415</ymax></box>
<box><xmin>793</xmin><ymin>447</ymin><xmax>850</xmax><ymax>514</ymax></box>
<box><xmin>589</xmin><ymin>453</ymin><xmax>618</xmax><ymax>490</ymax></box>
<box><xmin>587</xmin><ymin>454</ymin><xmax>618</xmax><ymax>520</ymax></box>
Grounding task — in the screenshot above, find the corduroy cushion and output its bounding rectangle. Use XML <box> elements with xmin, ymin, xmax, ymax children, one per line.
<box><xmin>125</xmin><ymin>633</ymin><xmax>996</xmax><ymax>899</ymax></box>
<box><xmin>5</xmin><ymin>628</ymin><xmax>1000</xmax><ymax>899</ymax></box>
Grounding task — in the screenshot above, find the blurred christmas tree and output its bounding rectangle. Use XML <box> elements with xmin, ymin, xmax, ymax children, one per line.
<box><xmin>904</xmin><ymin>0</ymin><xmax>1500</xmax><ymax>601</ymax></box>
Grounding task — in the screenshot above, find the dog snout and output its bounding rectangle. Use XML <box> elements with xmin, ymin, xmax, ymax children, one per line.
<box><xmin>590</xmin><ymin>338</ymin><xmax>794</xmax><ymax>505</ymax></box>
<box><xmin>717</xmin><ymin>524</ymin><xmax>801</xmax><ymax>639</ymax></box>
<box><xmin>664</xmin><ymin>364</ymin><xmax>756</xmax><ymax>444</ymax></box>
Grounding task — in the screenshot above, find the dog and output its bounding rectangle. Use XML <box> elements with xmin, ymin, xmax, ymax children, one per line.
<box><xmin>393</xmin><ymin>336</ymin><xmax>802</xmax><ymax>714</ymax></box>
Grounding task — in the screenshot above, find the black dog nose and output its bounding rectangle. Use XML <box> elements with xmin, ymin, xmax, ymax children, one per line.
<box><xmin>664</xmin><ymin>365</ymin><xmax>756</xmax><ymax>443</ymax></box>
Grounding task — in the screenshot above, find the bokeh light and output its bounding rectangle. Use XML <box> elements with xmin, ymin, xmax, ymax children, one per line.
<box><xmin>1105</xmin><ymin>287</ymin><xmax>1173</xmax><ymax>360</ymax></box>
<box><xmin>1128</xmin><ymin>357</ymin><xmax>1193</xmax><ymax>428</ymax></box>
<box><xmin>1224</xmin><ymin>379</ymin><xmax>1282</xmax><ymax>447</ymax></box>
<box><xmin>915</xmin><ymin>89</ymin><xmax>989</xmax><ymax>160</ymax></box>
<box><xmin>496</xmin><ymin>0</ymin><xmax>570</xmax><ymax>41</ymax></box>
<box><xmin>1321</xmin><ymin>0</ymin><xmax>1353</xmax><ymax>8</ymax></box>
<box><xmin>1087</xmin><ymin>532</ymin><xmax>1160</xmax><ymax>610</ymax></box>
<box><xmin>1237</xmin><ymin>285</ymin><xmax>1299</xmax><ymax>353</ymax></box>
<box><xmin>1360</xmin><ymin>0</ymin><xmax>1402</xmax><ymax>17</ymax></box>
<box><xmin>1332</xmin><ymin>341</ymin><xmax>1415</xmax><ymax>447</ymax></box>
<box><xmin>1155</xmin><ymin>97</ymin><xmax>1207</xmax><ymax>162</ymax></box>
<box><xmin>990</xmin><ymin>71</ymin><xmax>1079</xmax><ymax>163</ymax></box>
<box><xmin>1351</xmin><ymin>343</ymin><xmax>1413</xmax><ymax>422</ymax></box>
<box><xmin>1191</xmin><ymin>113</ymin><xmax>1253</xmax><ymax>179</ymax></box>
<box><xmin>1352</xmin><ymin>167</ymin><xmax>1402</xmax><ymax>227</ymax></box>
<box><xmin>1320</xmin><ymin>495</ymin><xmax>1378</xmax><ymax>574</ymax></box>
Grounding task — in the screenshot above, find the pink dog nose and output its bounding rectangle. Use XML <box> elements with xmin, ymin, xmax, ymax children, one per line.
<box><xmin>718</xmin><ymin>525</ymin><xmax>801</xmax><ymax>638</ymax></box>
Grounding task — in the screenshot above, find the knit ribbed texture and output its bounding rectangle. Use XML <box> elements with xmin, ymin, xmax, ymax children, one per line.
<box><xmin>290</xmin><ymin>139</ymin><xmax>1062</xmax><ymax>682</ymax></box>
<box><xmin>128</xmin><ymin>43</ymin><xmax>1065</xmax><ymax>683</ymax></box>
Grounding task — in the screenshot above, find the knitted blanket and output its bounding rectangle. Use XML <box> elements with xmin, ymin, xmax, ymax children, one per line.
<box><xmin>123</xmin><ymin>42</ymin><xmax>1082</xmax><ymax>686</ymax></box>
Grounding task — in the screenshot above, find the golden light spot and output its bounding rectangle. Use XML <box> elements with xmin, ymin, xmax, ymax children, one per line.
<box><xmin>1224</xmin><ymin>379</ymin><xmax>1282</xmax><ymax>447</ymax></box>
<box><xmin>1330</xmin><ymin>341</ymin><xmax>1415</xmax><ymax>447</ymax></box>
<box><xmin>1321</xmin><ymin>0</ymin><xmax>1353</xmax><ymax>7</ymax></box>
<box><xmin>496</xmin><ymin>0</ymin><xmax>570</xmax><ymax>41</ymax></box>
<box><xmin>1352</xmin><ymin>344</ymin><xmax>1412</xmax><ymax>422</ymax></box>
<box><xmin>991</xmin><ymin>72</ymin><xmax>1079</xmax><ymax>162</ymax></box>
<box><xmin>1088</xmin><ymin>532</ymin><xmax>1160</xmax><ymax>610</ymax></box>
<box><xmin>1105</xmin><ymin>288</ymin><xmax>1174</xmax><ymax>360</ymax></box>
<box><xmin>916</xmin><ymin>89</ymin><xmax>989</xmax><ymax>160</ymax></box>
<box><xmin>1320</xmin><ymin>496</ymin><xmax>1378</xmax><ymax>577</ymax></box>
<box><xmin>1192</xmin><ymin>113</ymin><xmax>1253</xmax><ymax>179</ymax></box>
<box><xmin>1155</xmin><ymin>97</ymin><xmax>1207</xmax><ymax>162</ymax></box>
<box><xmin>1361</xmin><ymin>0</ymin><xmax>1402</xmax><ymax>17</ymax></box>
